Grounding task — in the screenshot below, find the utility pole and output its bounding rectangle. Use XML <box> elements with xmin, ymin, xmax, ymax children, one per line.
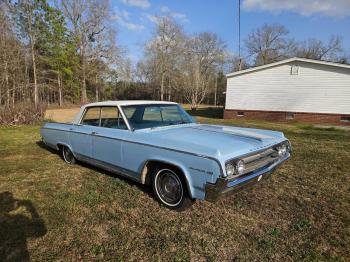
<box><xmin>238</xmin><ymin>0</ymin><xmax>242</xmax><ymax>71</ymax></box>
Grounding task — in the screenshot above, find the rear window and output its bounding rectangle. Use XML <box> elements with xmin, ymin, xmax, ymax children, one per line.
<box><xmin>81</xmin><ymin>107</ymin><xmax>100</xmax><ymax>126</ymax></box>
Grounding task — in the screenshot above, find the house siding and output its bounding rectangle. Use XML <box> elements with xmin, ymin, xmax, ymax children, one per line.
<box><xmin>225</xmin><ymin>60</ymin><xmax>350</xmax><ymax>125</ymax></box>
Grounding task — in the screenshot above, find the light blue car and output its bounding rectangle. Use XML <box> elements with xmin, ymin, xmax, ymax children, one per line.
<box><xmin>40</xmin><ymin>101</ymin><xmax>291</xmax><ymax>210</ymax></box>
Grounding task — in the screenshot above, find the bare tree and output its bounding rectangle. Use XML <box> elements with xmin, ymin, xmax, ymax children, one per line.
<box><xmin>0</xmin><ymin>3</ymin><xmax>28</xmax><ymax>107</ymax></box>
<box><xmin>183</xmin><ymin>32</ymin><xmax>226</xmax><ymax>109</ymax></box>
<box><xmin>245</xmin><ymin>24</ymin><xmax>296</xmax><ymax>66</ymax></box>
<box><xmin>8</xmin><ymin>0</ymin><xmax>47</xmax><ymax>107</ymax></box>
<box><xmin>143</xmin><ymin>17</ymin><xmax>185</xmax><ymax>100</ymax></box>
<box><xmin>228</xmin><ymin>54</ymin><xmax>249</xmax><ymax>72</ymax></box>
<box><xmin>87</xmin><ymin>27</ymin><xmax>121</xmax><ymax>102</ymax></box>
<box><xmin>61</xmin><ymin>0</ymin><xmax>110</xmax><ymax>103</ymax></box>
<box><xmin>296</xmin><ymin>36</ymin><xmax>343</xmax><ymax>61</ymax></box>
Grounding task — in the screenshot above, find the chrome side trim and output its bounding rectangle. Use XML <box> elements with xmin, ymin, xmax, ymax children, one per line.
<box><xmin>76</xmin><ymin>153</ymin><xmax>141</xmax><ymax>182</ymax></box>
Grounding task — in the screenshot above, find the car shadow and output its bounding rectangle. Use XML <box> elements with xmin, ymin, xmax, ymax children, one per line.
<box><xmin>78</xmin><ymin>161</ymin><xmax>154</xmax><ymax>198</ymax></box>
<box><xmin>36</xmin><ymin>140</ymin><xmax>57</xmax><ymax>154</ymax></box>
<box><xmin>0</xmin><ymin>192</ymin><xmax>47</xmax><ymax>261</ymax></box>
<box><xmin>36</xmin><ymin>141</ymin><xmax>154</xmax><ymax>199</ymax></box>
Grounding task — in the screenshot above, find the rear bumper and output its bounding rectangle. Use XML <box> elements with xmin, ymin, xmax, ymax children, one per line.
<box><xmin>204</xmin><ymin>154</ymin><xmax>290</xmax><ymax>202</ymax></box>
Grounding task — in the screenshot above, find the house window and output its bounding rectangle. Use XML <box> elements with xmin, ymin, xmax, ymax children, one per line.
<box><xmin>286</xmin><ymin>112</ymin><xmax>294</xmax><ymax>120</ymax></box>
<box><xmin>290</xmin><ymin>65</ymin><xmax>299</xmax><ymax>75</ymax></box>
<box><xmin>237</xmin><ymin>111</ymin><xmax>245</xmax><ymax>117</ymax></box>
<box><xmin>340</xmin><ymin>116</ymin><xmax>350</xmax><ymax>122</ymax></box>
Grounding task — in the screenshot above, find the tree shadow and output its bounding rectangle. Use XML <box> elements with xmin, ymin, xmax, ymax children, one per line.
<box><xmin>0</xmin><ymin>192</ymin><xmax>47</xmax><ymax>261</ymax></box>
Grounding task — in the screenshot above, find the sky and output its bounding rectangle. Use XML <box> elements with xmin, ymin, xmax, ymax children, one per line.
<box><xmin>110</xmin><ymin>0</ymin><xmax>350</xmax><ymax>63</ymax></box>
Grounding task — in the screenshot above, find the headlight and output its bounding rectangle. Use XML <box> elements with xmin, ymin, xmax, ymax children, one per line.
<box><xmin>236</xmin><ymin>160</ymin><xmax>245</xmax><ymax>175</ymax></box>
<box><xmin>225</xmin><ymin>160</ymin><xmax>245</xmax><ymax>177</ymax></box>
<box><xmin>277</xmin><ymin>142</ymin><xmax>290</xmax><ymax>157</ymax></box>
<box><xmin>225</xmin><ymin>163</ymin><xmax>235</xmax><ymax>177</ymax></box>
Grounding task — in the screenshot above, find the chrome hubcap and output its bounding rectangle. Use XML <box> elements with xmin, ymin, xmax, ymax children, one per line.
<box><xmin>63</xmin><ymin>147</ymin><xmax>73</xmax><ymax>163</ymax></box>
<box><xmin>156</xmin><ymin>170</ymin><xmax>183</xmax><ymax>206</ymax></box>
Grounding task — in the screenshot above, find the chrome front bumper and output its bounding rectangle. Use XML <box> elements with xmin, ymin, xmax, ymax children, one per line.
<box><xmin>205</xmin><ymin>154</ymin><xmax>290</xmax><ymax>202</ymax></box>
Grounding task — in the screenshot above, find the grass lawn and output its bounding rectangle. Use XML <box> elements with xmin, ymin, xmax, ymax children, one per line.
<box><xmin>1</xmin><ymin>107</ymin><xmax>350</xmax><ymax>260</ymax></box>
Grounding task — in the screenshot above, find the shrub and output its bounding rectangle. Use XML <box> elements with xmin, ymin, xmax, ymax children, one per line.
<box><xmin>0</xmin><ymin>103</ymin><xmax>46</xmax><ymax>126</ymax></box>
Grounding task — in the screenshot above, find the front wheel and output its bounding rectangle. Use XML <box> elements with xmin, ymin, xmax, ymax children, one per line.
<box><xmin>152</xmin><ymin>167</ymin><xmax>193</xmax><ymax>211</ymax></box>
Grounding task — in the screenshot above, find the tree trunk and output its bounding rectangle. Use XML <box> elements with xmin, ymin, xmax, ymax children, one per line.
<box><xmin>58</xmin><ymin>73</ymin><xmax>63</xmax><ymax>107</ymax></box>
<box><xmin>29</xmin><ymin>30</ymin><xmax>38</xmax><ymax>107</ymax></box>
<box><xmin>24</xmin><ymin>62</ymin><xmax>29</xmax><ymax>103</ymax></box>
<box><xmin>95</xmin><ymin>74</ymin><xmax>99</xmax><ymax>102</ymax></box>
<box><xmin>12</xmin><ymin>73</ymin><xmax>16</xmax><ymax>108</ymax></box>
<box><xmin>160</xmin><ymin>73</ymin><xmax>165</xmax><ymax>101</ymax></box>
<box><xmin>168</xmin><ymin>82</ymin><xmax>171</xmax><ymax>101</ymax></box>
<box><xmin>6</xmin><ymin>88</ymin><xmax>10</xmax><ymax>108</ymax></box>
<box><xmin>80</xmin><ymin>45</ymin><xmax>87</xmax><ymax>103</ymax></box>
<box><xmin>5</xmin><ymin>61</ymin><xmax>9</xmax><ymax>108</ymax></box>
<box><xmin>214</xmin><ymin>74</ymin><xmax>217</xmax><ymax>106</ymax></box>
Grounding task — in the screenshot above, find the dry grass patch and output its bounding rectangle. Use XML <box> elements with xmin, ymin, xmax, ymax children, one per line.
<box><xmin>1</xmin><ymin>111</ymin><xmax>350</xmax><ymax>260</ymax></box>
<box><xmin>45</xmin><ymin>108</ymin><xmax>80</xmax><ymax>123</ymax></box>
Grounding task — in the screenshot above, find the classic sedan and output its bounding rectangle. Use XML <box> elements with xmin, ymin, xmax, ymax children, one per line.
<box><xmin>40</xmin><ymin>101</ymin><xmax>291</xmax><ymax>210</ymax></box>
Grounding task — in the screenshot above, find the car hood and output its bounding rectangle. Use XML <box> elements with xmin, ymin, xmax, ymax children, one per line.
<box><xmin>137</xmin><ymin>124</ymin><xmax>287</xmax><ymax>161</ymax></box>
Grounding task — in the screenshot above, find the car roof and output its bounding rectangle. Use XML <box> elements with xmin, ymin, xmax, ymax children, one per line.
<box><xmin>83</xmin><ymin>100</ymin><xmax>177</xmax><ymax>108</ymax></box>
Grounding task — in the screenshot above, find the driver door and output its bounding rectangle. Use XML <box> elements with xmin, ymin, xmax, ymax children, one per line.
<box><xmin>69</xmin><ymin>107</ymin><xmax>100</xmax><ymax>159</ymax></box>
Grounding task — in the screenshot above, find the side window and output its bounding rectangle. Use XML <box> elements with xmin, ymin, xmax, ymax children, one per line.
<box><xmin>81</xmin><ymin>107</ymin><xmax>101</xmax><ymax>126</ymax></box>
<box><xmin>100</xmin><ymin>107</ymin><xmax>127</xmax><ymax>130</ymax></box>
<box><xmin>161</xmin><ymin>106</ymin><xmax>182</xmax><ymax>121</ymax></box>
<box><xmin>143</xmin><ymin>107</ymin><xmax>162</xmax><ymax>121</ymax></box>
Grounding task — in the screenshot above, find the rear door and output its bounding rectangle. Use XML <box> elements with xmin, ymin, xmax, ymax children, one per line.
<box><xmin>69</xmin><ymin>107</ymin><xmax>100</xmax><ymax>159</ymax></box>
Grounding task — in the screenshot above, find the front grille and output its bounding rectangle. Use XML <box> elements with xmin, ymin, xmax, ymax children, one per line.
<box><xmin>241</xmin><ymin>148</ymin><xmax>278</xmax><ymax>175</ymax></box>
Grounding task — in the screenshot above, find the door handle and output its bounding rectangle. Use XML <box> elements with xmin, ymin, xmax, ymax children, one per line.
<box><xmin>91</xmin><ymin>131</ymin><xmax>97</xmax><ymax>135</ymax></box>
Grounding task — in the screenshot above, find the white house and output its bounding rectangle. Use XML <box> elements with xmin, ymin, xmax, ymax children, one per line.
<box><xmin>225</xmin><ymin>57</ymin><xmax>350</xmax><ymax>125</ymax></box>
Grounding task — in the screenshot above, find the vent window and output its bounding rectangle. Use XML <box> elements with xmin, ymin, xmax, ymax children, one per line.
<box><xmin>290</xmin><ymin>65</ymin><xmax>299</xmax><ymax>75</ymax></box>
<box><xmin>286</xmin><ymin>112</ymin><xmax>294</xmax><ymax>120</ymax></box>
<box><xmin>237</xmin><ymin>111</ymin><xmax>245</xmax><ymax>117</ymax></box>
<box><xmin>340</xmin><ymin>116</ymin><xmax>350</xmax><ymax>122</ymax></box>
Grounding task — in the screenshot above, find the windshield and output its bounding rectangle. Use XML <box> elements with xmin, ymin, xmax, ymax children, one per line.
<box><xmin>121</xmin><ymin>104</ymin><xmax>193</xmax><ymax>130</ymax></box>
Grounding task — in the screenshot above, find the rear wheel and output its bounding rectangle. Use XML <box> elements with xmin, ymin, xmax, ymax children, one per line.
<box><xmin>152</xmin><ymin>167</ymin><xmax>193</xmax><ymax>211</ymax></box>
<box><xmin>61</xmin><ymin>146</ymin><xmax>76</xmax><ymax>165</ymax></box>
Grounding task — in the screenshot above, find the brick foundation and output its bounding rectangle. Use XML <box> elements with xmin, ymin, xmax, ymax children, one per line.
<box><xmin>224</xmin><ymin>109</ymin><xmax>350</xmax><ymax>126</ymax></box>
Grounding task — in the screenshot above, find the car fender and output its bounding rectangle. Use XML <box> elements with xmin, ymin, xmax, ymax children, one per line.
<box><xmin>56</xmin><ymin>142</ymin><xmax>77</xmax><ymax>158</ymax></box>
<box><xmin>141</xmin><ymin>157</ymin><xmax>197</xmax><ymax>199</ymax></box>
